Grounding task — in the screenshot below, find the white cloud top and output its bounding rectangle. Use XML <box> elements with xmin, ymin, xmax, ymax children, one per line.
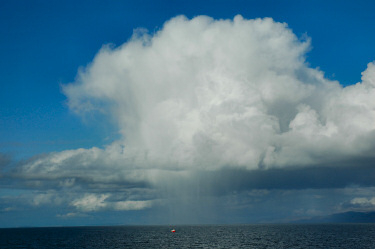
<box><xmin>61</xmin><ymin>15</ymin><xmax>375</xmax><ymax>170</ymax></box>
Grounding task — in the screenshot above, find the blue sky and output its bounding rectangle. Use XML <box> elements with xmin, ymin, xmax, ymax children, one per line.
<box><xmin>1</xmin><ymin>0</ymin><xmax>375</xmax><ymax>227</ymax></box>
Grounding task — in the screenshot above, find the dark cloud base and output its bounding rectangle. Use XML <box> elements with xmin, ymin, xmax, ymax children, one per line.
<box><xmin>190</xmin><ymin>159</ymin><xmax>375</xmax><ymax>195</ymax></box>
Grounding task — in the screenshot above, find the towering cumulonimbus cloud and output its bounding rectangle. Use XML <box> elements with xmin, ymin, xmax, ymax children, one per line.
<box><xmin>62</xmin><ymin>15</ymin><xmax>375</xmax><ymax>171</ymax></box>
<box><xmin>6</xmin><ymin>15</ymin><xmax>375</xmax><ymax>215</ymax></box>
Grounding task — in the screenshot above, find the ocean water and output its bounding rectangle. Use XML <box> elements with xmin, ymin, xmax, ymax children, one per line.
<box><xmin>1</xmin><ymin>224</ymin><xmax>375</xmax><ymax>248</ymax></box>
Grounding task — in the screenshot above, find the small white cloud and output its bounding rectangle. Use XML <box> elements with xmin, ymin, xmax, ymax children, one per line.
<box><xmin>70</xmin><ymin>194</ymin><xmax>153</xmax><ymax>212</ymax></box>
<box><xmin>32</xmin><ymin>193</ymin><xmax>55</xmax><ymax>206</ymax></box>
<box><xmin>113</xmin><ymin>200</ymin><xmax>153</xmax><ymax>211</ymax></box>
<box><xmin>340</xmin><ymin>196</ymin><xmax>375</xmax><ymax>212</ymax></box>
<box><xmin>350</xmin><ymin>197</ymin><xmax>375</xmax><ymax>206</ymax></box>
<box><xmin>57</xmin><ymin>212</ymin><xmax>89</xmax><ymax>218</ymax></box>
<box><xmin>1</xmin><ymin>207</ymin><xmax>16</xmax><ymax>212</ymax></box>
<box><xmin>71</xmin><ymin>194</ymin><xmax>109</xmax><ymax>212</ymax></box>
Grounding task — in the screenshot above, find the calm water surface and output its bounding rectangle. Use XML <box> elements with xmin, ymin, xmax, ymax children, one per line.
<box><xmin>1</xmin><ymin>224</ymin><xmax>375</xmax><ymax>248</ymax></box>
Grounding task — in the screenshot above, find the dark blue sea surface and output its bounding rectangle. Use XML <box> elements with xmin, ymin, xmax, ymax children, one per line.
<box><xmin>1</xmin><ymin>224</ymin><xmax>375</xmax><ymax>248</ymax></box>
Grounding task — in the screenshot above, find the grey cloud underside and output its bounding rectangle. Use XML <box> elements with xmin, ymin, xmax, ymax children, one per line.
<box><xmin>4</xmin><ymin>158</ymin><xmax>375</xmax><ymax>194</ymax></box>
<box><xmin>195</xmin><ymin>161</ymin><xmax>375</xmax><ymax>195</ymax></box>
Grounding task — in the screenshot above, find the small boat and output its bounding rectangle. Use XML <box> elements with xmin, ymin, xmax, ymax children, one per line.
<box><xmin>171</xmin><ymin>229</ymin><xmax>176</xmax><ymax>233</ymax></box>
